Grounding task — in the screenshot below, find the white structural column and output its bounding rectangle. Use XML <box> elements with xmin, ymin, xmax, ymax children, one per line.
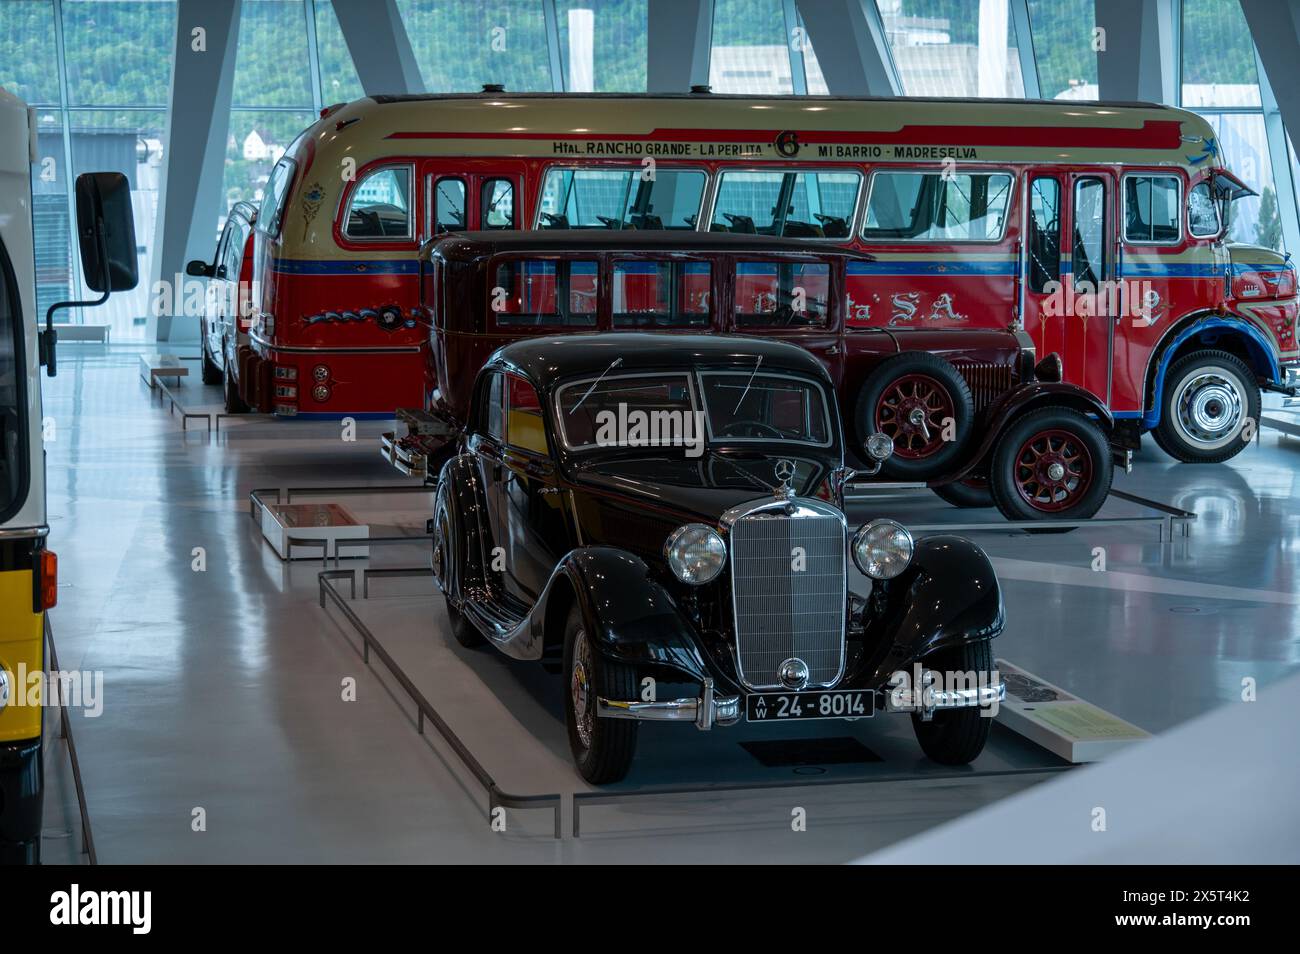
<box><xmin>332</xmin><ymin>0</ymin><xmax>422</xmax><ymax>97</ymax></box>
<box><xmin>1009</xmin><ymin>0</ymin><xmax>1042</xmax><ymax>99</ymax></box>
<box><xmin>978</xmin><ymin>0</ymin><xmax>1010</xmax><ymax>99</ymax></box>
<box><xmin>1241</xmin><ymin>0</ymin><xmax>1300</xmax><ymax>256</ymax></box>
<box><xmin>149</xmin><ymin>0</ymin><xmax>241</xmax><ymax>343</ymax></box>
<box><xmin>794</xmin><ymin>0</ymin><xmax>900</xmax><ymax>96</ymax></box>
<box><xmin>647</xmin><ymin>0</ymin><xmax>714</xmax><ymax>92</ymax></box>
<box><xmin>1094</xmin><ymin>0</ymin><xmax>1176</xmax><ymax>104</ymax></box>
<box><xmin>1241</xmin><ymin>1</ymin><xmax>1300</xmax><ymax>164</ymax></box>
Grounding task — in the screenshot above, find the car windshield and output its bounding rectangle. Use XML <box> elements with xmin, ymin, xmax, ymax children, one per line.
<box><xmin>553</xmin><ymin>367</ymin><xmax>831</xmax><ymax>452</ymax></box>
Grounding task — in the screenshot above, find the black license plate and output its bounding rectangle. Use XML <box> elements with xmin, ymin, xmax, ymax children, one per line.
<box><xmin>745</xmin><ymin>689</ymin><xmax>875</xmax><ymax>722</ymax></box>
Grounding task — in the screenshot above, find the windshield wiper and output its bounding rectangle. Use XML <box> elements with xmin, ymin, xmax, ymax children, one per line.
<box><xmin>732</xmin><ymin>355</ymin><xmax>763</xmax><ymax>415</ymax></box>
<box><xmin>708</xmin><ymin>450</ymin><xmax>779</xmax><ymax>495</ymax></box>
<box><xmin>569</xmin><ymin>357</ymin><xmax>623</xmax><ymax>414</ymax></box>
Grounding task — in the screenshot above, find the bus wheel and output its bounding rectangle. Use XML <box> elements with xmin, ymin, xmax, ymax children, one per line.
<box><xmin>932</xmin><ymin>477</ymin><xmax>993</xmax><ymax>508</ymax></box>
<box><xmin>988</xmin><ymin>406</ymin><xmax>1113</xmax><ymax>532</ymax></box>
<box><xmin>855</xmin><ymin>353</ymin><xmax>974</xmax><ymax>480</ymax></box>
<box><xmin>1152</xmin><ymin>350</ymin><xmax>1259</xmax><ymax>463</ymax></box>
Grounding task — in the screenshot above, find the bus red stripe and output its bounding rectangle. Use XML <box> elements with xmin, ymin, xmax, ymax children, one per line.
<box><xmin>386</xmin><ymin>120</ymin><xmax>1184</xmax><ymax>151</ymax></box>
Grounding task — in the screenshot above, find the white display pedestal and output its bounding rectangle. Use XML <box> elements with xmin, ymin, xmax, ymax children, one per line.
<box><xmin>257</xmin><ymin>501</ymin><xmax>370</xmax><ymax>561</ymax></box>
<box><xmin>995</xmin><ymin>659</ymin><xmax>1150</xmax><ymax>763</ymax></box>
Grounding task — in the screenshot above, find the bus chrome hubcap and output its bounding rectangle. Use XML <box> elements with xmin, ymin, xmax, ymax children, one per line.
<box><xmin>570</xmin><ymin>628</ymin><xmax>594</xmax><ymax>749</ymax></box>
<box><xmin>1175</xmin><ymin>370</ymin><xmax>1244</xmax><ymax>448</ymax></box>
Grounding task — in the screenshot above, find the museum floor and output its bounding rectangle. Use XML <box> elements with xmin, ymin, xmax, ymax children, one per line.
<box><xmin>36</xmin><ymin>345</ymin><xmax>1300</xmax><ymax>863</ymax></box>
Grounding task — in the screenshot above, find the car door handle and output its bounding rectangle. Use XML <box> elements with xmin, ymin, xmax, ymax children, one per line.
<box><xmin>537</xmin><ymin>486</ymin><xmax>562</xmax><ymax>496</ymax></box>
<box><xmin>826</xmin><ymin>344</ymin><xmax>840</xmax><ymax>356</ymax></box>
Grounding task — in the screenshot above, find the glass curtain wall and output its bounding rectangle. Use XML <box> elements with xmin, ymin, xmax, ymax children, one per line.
<box><xmin>0</xmin><ymin>0</ymin><xmax>176</xmax><ymax>339</ymax></box>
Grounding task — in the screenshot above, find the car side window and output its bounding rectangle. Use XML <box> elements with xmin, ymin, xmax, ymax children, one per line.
<box><xmin>344</xmin><ymin>165</ymin><xmax>413</xmax><ymax>240</ymax></box>
<box><xmin>506</xmin><ymin>375</ymin><xmax>548</xmax><ymax>455</ymax></box>
<box><xmin>491</xmin><ymin>259</ymin><xmax>598</xmax><ymax>328</ymax></box>
<box><xmin>222</xmin><ymin>218</ymin><xmax>247</xmax><ymax>280</ymax></box>
<box><xmin>483</xmin><ymin>372</ymin><xmax>504</xmax><ymax>442</ymax></box>
<box><xmin>734</xmin><ymin>261</ymin><xmax>830</xmax><ymax>328</ymax></box>
<box><xmin>612</xmin><ymin>260</ymin><xmax>710</xmax><ymax>328</ymax></box>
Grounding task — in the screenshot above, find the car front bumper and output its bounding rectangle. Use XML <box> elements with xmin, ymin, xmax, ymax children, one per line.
<box><xmin>597</xmin><ymin>673</ymin><xmax>1006</xmax><ymax>730</ymax></box>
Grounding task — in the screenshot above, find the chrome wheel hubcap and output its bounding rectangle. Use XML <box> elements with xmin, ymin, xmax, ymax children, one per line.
<box><xmin>570</xmin><ymin>628</ymin><xmax>594</xmax><ymax>749</ymax></box>
<box><xmin>1174</xmin><ymin>369</ymin><xmax>1245</xmax><ymax>450</ymax></box>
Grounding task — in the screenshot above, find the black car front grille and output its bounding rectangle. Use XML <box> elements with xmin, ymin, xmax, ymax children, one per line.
<box><xmin>728</xmin><ymin>505</ymin><xmax>846</xmax><ymax>690</ymax></box>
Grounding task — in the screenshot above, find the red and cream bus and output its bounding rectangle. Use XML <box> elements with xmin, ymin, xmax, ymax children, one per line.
<box><xmin>236</xmin><ymin>92</ymin><xmax>1296</xmax><ymax>463</ymax></box>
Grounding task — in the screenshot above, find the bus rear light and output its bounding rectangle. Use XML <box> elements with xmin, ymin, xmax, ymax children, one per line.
<box><xmin>38</xmin><ymin>550</ymin><xmax>57</xmax><ymax>611</ymax></box>
<box><xmin>312</xmin><ymin>364</ymin><xmax>330</xmax><ymax>383</ymax></box>
<box><xmin>274</xmin><ymin>384</ymin><xmax>297</xmax><ymax>399</ymax></box>
<box><xmin>274</xmin><ymin>366</ymin><xmax>297</xmax><ymax>381</ymax></box>
<box><xmin>312</xmin><ymin>384</ymin><xmax>331</xmax><ymax>403</ymax></box>
<box><xmin>274</xmin><ymin>404</ymin><xmax>298</xmax><ymax>416</ymax></box>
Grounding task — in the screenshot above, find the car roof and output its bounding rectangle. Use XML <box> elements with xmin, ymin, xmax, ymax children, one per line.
<box><xmin>486</xmin><ymin>332</ymin><xmax>834</xmax><ymax>389</ymax></box>
<box><xmin>427</xmin><ymin>230</ymin><xmax>871</xmax><ymax>262</ymax></box>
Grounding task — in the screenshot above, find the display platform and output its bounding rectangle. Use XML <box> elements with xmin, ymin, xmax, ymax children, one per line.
<box><xmin>258</xmin><ymin>501</ymin><xmax>370</xmax><ymax>561</ymax></box>
<box><xmin>318</xmin><ymin>569</ymin><xmax>1072</xmax><ymax>840</ymax></box>
<box><xmin>138</xmin><ymin>352</ymin><xmax>188</xmax><ymax>387</ymax></box>
<box><xmin>995</xmin><ymin>660</ymin><xmax>1150</xmax><ymax>762</ymax></box>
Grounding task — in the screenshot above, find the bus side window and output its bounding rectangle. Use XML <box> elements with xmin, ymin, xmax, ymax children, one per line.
<box><xmin>345</xmin><ymin>165</ymin><xmax>413</xmax><ymax>240</ymax></box>
<box><xmin>1072</xmin><ymin>177</ymin><xmax>1107</xmax><ymax>289</ymax></box>
<box><xmin>1188</xmin><ymin>182</ymin><xmax>1221</xmax><ymax>237</ymax></box>
<box><xmin>863</xmin><ymin>170</ymin><xmax>1012</xmax><ymax>242</ymax></box>
<box><xmin>537</xmin><ymin>168</ymin><xmax>705</xmax><ymax>230</ymax></box>
<box><xmin>710</xmin><ymin>171</ymin><xmax>860</xmax><ymax>239</ymax></box>
<box><xmin>430</xmin><ymin>177</ymin><xmax>467</xmax><ymax>235</ymax></box>
<box><xmin>482</xmin><ymin>178</ymin><xmax>516</xmax><ymax>229</ymax></box>
<box><xmin>1027</xmin><ymin>177</ymin><xmax>1061</xmax><ymax>293</ymax></box>
<box><xmin>1124</xmin><ymin>174</ymin><xmax>1181</xmax><ymax>244</ymax></box>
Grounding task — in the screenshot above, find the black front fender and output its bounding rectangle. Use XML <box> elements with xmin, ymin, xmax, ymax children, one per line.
<box><xmin>546</xmin><ymin>547</ymin><xmax>713</xmax><ymax>685</ymax></box>
<box><xmin>860</xmin><ymin>535</ymin><xmax>1004</xmax><ymax>686</ymax></box>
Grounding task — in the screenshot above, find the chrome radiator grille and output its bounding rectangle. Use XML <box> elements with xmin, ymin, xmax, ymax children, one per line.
<box><xmin>955</xmin><ymin>361</ymin><xmax>1014</xmax><ymax>413</ymax></box>
<box><xmin>728</xmin><ymin>504</ymin><xmax>846</xmax><ymax>690</ymax></box>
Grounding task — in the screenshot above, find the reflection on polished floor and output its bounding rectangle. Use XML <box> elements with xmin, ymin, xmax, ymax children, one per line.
<box><xmin>41</xmin><ymin>346</ymin><xmax>1300</xmax><ymax>863</ymax></box>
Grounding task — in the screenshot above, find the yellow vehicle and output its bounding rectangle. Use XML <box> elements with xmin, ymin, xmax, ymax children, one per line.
<box><xmin>0</xmin><ymin>87</ymin><xmax>135</xmax><ymax>864</ymax></box>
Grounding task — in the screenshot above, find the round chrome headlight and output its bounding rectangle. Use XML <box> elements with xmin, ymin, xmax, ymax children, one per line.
<box><xmin>865</xmin><ymin>431</ymin><xmax>895</xmax><ymax>462</ymax></box>
<box><xmin>664</xmin><ymin>523</ymin><xmax>726</xmax><ymax>585</ymax></box>
<box><xmin>0</xmin><ymin>666</ymin><xmax>9</xmax><ymax>712</ymax></box>
<box><xmin>852</xmin><ymin>519</ymin><xmax>914</xmax><ymax>580</ymax></box>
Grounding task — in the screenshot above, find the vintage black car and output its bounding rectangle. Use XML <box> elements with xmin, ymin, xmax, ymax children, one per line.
<box><xmin>432</xmin><ymin>333</ymin><xmax>1006</xmax><ymax>783</ymax></box>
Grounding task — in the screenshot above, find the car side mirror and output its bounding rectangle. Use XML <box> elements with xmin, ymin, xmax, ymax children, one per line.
<box><xmin>186</xmin><ymin>259</ymin><xmax>213</xmax><ymax>278</ymax></box>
